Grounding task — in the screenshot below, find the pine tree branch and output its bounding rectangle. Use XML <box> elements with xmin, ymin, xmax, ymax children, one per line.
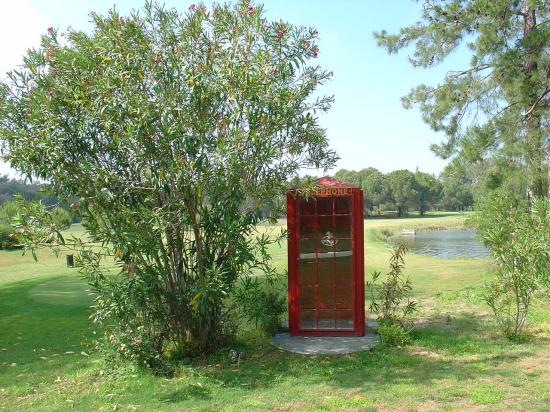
<box><xmin>495</xmin><ymin>101</ymin><xmax>520</xmax><ymax>117</ymax></box>
<box><xmin>524</xmin><ymin>88</ymin><xmax>550</xmax><ymax>118</ymax></box>
<box><xmin>446</xmin><ymin>64</ymin><xmax>491</xmax><ymax>79</ymax></box>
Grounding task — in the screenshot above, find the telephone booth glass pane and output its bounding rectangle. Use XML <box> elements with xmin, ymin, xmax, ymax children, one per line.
<box><xmin>318</xmin><ymin>216</ymin><xmax>333</xmax><ymax>234</ymax></box>
<box><xmin>335</xmin><ymin>239</ymin><xmax>352</xmax><ymax>256</ymax></box>
<box><xmin>299</xmin><ymin>262</ymin><xmax>316</xmax><ymax>286</ymax></box>
<box><xmin>318</xmin><ymin>310</ymin><xmax>335</xmax><ymax>329</ymax></box>
<box><xmin>299</xmin><ymin>197</ymin><xmax>316</xmax><ymax>215</ymax></box>
<box><xmin>316</xmin><ymin>198</ymin><xmax>333</xmax><ymax>215</ymax></box>
<box><xmin>300</xmin><ymin>239</ymin><xmax>317</xmax><ymax>255</ymax></box>
<box><xmin>335</xmin><ymin>216</ymin><xmax>352</xmax><ymax>238</ymax></box>
<box><xmin>300</xmin><ymin>286</ymin><xmax>316</xmax><ymax>309</ymax></box>
<box><xmin>334</xmin><ymin>197</ymin><xmax>351</xmax><ymax>214</ymax></box>
<box><xmin>301</xmin><ymin>310</ymin><xmax>316</xmax><ymax>329</ymax></box>
<box><xmin>318</xmin><ymin>266</ymin><xmax>334</xmax><ymax>309</ymax></box>
<box><xmin>299</xmin><ymin>216</ymin><xmax>316</xmax><ymax>238</ymax></box>
<box><xmin>335</xmin><ymin>310</ymin><xmax>354</xmax><ymax>329</ymax></box>
<box><xmin>335</xmin><ymin>264</ymin><xmax>353</xmax><ymax>308</ymax></box>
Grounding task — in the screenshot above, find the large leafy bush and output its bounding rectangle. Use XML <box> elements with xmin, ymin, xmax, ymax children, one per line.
<box><xmin>0</xmin><ymin>1</ymin><xmax>336</xmax><ymax>366</ymax></box>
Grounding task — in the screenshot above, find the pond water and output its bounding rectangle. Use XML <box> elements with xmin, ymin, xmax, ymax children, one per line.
<box><xmin>391</xmin><ymin>229</ymin><xmax>489</xmax><ymax>259</ymax></box>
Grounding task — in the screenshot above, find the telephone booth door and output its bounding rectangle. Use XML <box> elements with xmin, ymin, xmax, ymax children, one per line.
<box><xmin>287</xmin><ymin>178</ymin><xmax>365</xmax><ymax>336</ymax></box>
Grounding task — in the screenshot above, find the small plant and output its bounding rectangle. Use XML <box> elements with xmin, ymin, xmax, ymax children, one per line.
<box><xmin>97</xmin><ymin>324</ymin><xmax>170</xmax><ymax>377</ymax></box>
<box><xmin>258</xmin><ymin>291</ymin><xmax>287</xmax><ymax>335</ymax></box>
<box><xmin>378</xmin><ymin>320</ymin><xmax>412</xmax><ymax>347</ymax></box>
<box><xmin>0</xmin><ymin>224</ymin><xmax>15</xmax><ymax>249</ymax></box>
<box><xmin>366</xmin><ymin>244</ymin><xmax>416</xmax><ymax>345</ymax></box>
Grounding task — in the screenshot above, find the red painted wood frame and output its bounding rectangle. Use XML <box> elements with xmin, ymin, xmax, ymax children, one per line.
<box><xmin>287</xmin><ymin>183</ymin><xmax>365</xmax><ymax>336</ymax></box>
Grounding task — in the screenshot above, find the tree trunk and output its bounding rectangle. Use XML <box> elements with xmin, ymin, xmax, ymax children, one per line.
<box><xmin>397</xmin><ymin>205</ymin><xmax>404</xmax><ymax>217</ymax></box>
<box><xmin>525</xmin><ymin>113</ymin><xmax>546</xmax><ymax>198</ymax></box>
<box><xmin>523</xmin><ymin>2</ymin><xmax>547</xmax><ymax>199</ymax></box>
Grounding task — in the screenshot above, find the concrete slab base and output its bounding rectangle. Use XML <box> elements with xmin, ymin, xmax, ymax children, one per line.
<box><xmin>272</xmin><ymin>322</ymin><xmax>379</xmax><ymax>355</ymax></box>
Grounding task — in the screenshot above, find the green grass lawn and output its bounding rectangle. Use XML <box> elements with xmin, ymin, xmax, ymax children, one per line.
<box><xmin>1</xmin><ymin>214</ymin><xmax>549</xmax><ymax>411</ymax></box>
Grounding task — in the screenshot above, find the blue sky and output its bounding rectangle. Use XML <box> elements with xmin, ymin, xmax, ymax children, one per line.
<box><xmin>0</xmin><ymin>0</ymin><xmax>471</xmax><ymax>178</ymax></box>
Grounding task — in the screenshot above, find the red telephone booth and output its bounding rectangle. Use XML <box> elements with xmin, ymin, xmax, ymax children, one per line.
<box><xmin>287</xmin><ymin>177</ymin><xmax>365</xmax><ymax>336</ymax></box>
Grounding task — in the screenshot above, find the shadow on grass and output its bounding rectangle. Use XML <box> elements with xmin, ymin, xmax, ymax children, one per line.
<box><xmin>159</xmin><ymin>385</ymin><xmax>212</xmax><ymax>403</ymax></box>
<box><xmin>199</xmin><ymin>312</ymin><xmax>540</xmax><ymax>395</ymax></box>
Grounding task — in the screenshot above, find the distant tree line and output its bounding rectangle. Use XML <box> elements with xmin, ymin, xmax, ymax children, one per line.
<box><xmin>336</xmin><ymin>167</ymin><xmax>475</xmax><ymax>216</ymax></box>
<box><xmin>292</xmin><ymin>166</ymin><xmax>474</xmax><ymax>216</ymax></box>
<box><xmin>0</xmin><ymin>175</ymin><xmax>58</xmax><ymax>206</ymax></box>
<box><xmin>3</xmin><ymin>170</ymin><xmax>473</xmax><ymax>219</ymax></box>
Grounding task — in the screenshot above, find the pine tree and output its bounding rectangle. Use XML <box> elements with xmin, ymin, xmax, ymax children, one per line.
<box><xmin>376</xmin><ymin>0</ymin><xmax>549</xmax><ymax>198</ymax></box>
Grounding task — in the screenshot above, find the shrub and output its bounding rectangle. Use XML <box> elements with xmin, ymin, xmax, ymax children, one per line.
<box><xmin>0</xmin><ymin>223</ymin><xmax>16</xmax><ymax>249</ymax></box>
<box><xmin>0</xmin><ymin>201</ymin><xmax>19</xmax><ymax>249</ymax></box>
<box><xmin>234</xmin><ymin>277</ymin><xmax>286</xmax><ymax>336</ymax></box>
<box><xmin>0</xmin><ymin>200</ymin><xmax>19</xmax><ymax>221</ymax></box>
<box><xmin>0</xmin><ymin>200</ymin><xmax>71</xmax><ymax>249</ymax></box>
<box><xmin>51</xmin><ymin>207</ymin><xmax>72</xmax><ymax>230</ymax></box>
<box><xmin>375</xmin><ymin>228</ymin><xmax>393</xmax><ymax>242</ymax></box>
<box><xmin>473</xmin><ymin>192</ymin><xmax>550</xmax><ymax>339</ymax></box>
<box><xmin>98</xmin><ymin>323</ymin><xmax>168</xmax><ymax>376</ymax></box>
<box><xmin>2</xmin><ymin>1</ymin><xmax>335</xmax><ymax>367</ymax></box>
<box><xmin>257</xmin><ymin>291</ymin><xmax>287</xmax><ymax>336</ymax></box>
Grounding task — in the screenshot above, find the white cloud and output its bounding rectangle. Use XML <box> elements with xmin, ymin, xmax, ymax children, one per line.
<box><xmin>0</xmin><ymin>0</ymin><xmax>48</xmax><ymax>177</ymax></box>
<box><xmin>0</xmin><ymin>0</ymin><xmax>48</xmax><ymax>80</ymax></box>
